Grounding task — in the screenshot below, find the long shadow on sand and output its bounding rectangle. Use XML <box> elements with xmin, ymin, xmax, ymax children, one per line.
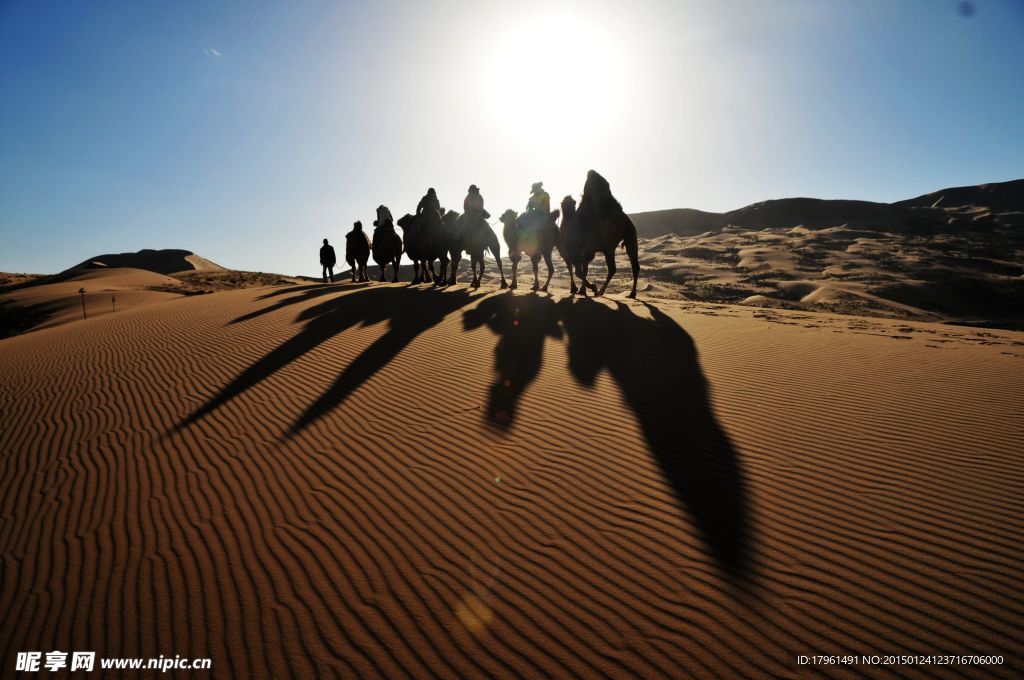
<box><xmin>229</xmin><ymin>281</ymin><xmax>369</xmax><ymax>325</ymax></box>
<box><xmin>177</xmin><ymin>286</ymin><xmax>480</xmax><ymax>436</ymax></box>
<box><xmin>464</xmin><ymin>293</ymin><xmax>751</xmax><ymax>578</ymax></box>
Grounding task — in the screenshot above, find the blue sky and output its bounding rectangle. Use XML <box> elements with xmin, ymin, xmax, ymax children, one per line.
<box><xmin>1</xmin><ymin>0</ymin><xmax>1022</xmax><ymax>275</ymax></box>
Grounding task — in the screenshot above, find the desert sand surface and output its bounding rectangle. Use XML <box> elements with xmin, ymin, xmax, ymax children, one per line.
<box><xmin>625</xmin><ymin>179</ymin><xmax>1024</xmax><ymax>328</ymax></box>
<box><xmin>1</xmin><ymin>250</ymin><xmax>301</xmax><ymax>337</ymax></box>
<box><xmin>0</xmin><ymin>267</ymin><xmax>186</xmax><ymax>336</ymax></box>
<box><xmin>1</xmin><ymin>282</ymin><xmax>1021</xmax><ymax>678</ymax></box>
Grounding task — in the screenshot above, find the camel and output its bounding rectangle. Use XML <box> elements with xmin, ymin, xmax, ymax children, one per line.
<box><xmin>372</xmin><ymin>205</ymin><xmax>403</xmax><ymax>282</ymax></box>
<box><xmin>499</xmin><ymin>208</ymin><xmax>560</xmax><ymax>292</ymax></box>
<box><xmin>456</xmin><ymin>211</ymin><xmax>507</xmax><ymax>289</ymax></box>
<box><xmin>397</xmin><ymin>210</ymin><xmax>446</xmax><ymax>284</ymax></box>
<box><xmin>574</xmin><ymin>170</ymin><xmax>640</xmax><ymax>298</ymax></box>
<box><xmin>345</xmin><ymin>224</ymin><xmax>371</xmax><ymax>282</ymax></box>
<box><xmin>557</xmin><ymin>195</ymin><xmax>598</xmax><ymax>296</ymax></box>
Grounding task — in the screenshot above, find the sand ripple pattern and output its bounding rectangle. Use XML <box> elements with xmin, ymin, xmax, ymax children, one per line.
<box><xmin>1</xmin><ymin>284</ymin><xmax>1021</xmax><ymax>678</ymax></box>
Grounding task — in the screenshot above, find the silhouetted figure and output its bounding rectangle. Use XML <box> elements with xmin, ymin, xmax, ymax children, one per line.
<box><xmin>457</xmin><ymin>209</ymin><xmax>507</xmax><ymax>289</ymax></box>
<box><xmin>372</xmin><ymin>205</ymin><xmax>403</xmax><ymax>282</ymax></box>
<box><xmin>416</xmin><ymin>187</ymin><xmax>441</xmax><ymax>218</ymax></box>
<box><xmin>399</xmin><ymin>188</ymin><xmax>447</xmax><ymax>284</ymax></box>
<box><xmin>397</xmin><ymin>207</ymin><xmax>447</xmax><ymax>285</ymax></box>
<box><xmin>345</xmin><ymin>221</ymin><xmax>371</xmax><ymax>282</ymax></box>
<box><xmin>526</xmin><ymin>181</ymin><xmax>550</xmax><ymax>215</ymax></box>
<box><xmin>320</xmin><ymin>238</ymin><xmax>336</xmax><ymax>283</ymax></box>
<box><xmin>574</xmin><ymin>170</ymin><xmax>640</xmax><ymax>298</ymax></box>
<box><xmin>500</xmin><ymin>207</ymin><xmax>560</xmax><ymax>292</ymax></box>
<box><xmin>463</xmin><ymin>184</ymin><xmax>491</xmax><ymax>221</ymax></box>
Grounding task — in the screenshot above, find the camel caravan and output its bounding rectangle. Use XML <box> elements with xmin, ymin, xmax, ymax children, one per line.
<box><xmin>330</xmin><ymin>170</ymin><xmax>640</xmax><ymax>298</ymax></box>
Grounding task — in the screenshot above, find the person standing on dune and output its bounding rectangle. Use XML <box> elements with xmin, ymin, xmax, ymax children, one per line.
<box><xmin>320</xmin><ymin>238</ymin><xmax>337</xmax><ymax>283</ymax></box>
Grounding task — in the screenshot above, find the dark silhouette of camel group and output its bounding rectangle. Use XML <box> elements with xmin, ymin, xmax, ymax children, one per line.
<box><xmin>345</xmin><ymin>170</ymin><xmax>641</xmax><ymax>298</ymax></box>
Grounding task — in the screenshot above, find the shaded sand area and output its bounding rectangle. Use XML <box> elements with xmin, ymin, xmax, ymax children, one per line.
<box><xmin>1</xmin><ymin>283</ymin><xmax>1022</xmax><ymax>678</ymax></box>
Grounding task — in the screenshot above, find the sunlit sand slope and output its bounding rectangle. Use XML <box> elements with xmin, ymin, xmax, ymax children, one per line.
<box><xmin>1</xmin><ymin>283</ymin><xmax>1021</xmax><ymax>678</ymax></box>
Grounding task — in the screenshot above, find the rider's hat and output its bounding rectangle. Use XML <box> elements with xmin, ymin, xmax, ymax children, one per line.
<box><xmin>469</xmin><ymin>184</ymin><xmax>479</xmax><ymax>192</ymax></box>
<box><xmin>531</xmin><ymin>182</ymin><xmax>544</xmax><ymax>192</ymax></box>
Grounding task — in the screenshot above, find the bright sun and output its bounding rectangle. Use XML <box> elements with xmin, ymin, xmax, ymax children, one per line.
<box><xmin>479</xmin><ymin>11</ymin><xmax>629</xmax><ymax>151</ymax></box>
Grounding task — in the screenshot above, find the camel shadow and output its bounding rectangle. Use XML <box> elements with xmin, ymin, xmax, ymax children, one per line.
<box><xmin>463</xmin><ymin>294</ymin><xmax>564</xmax><ymax>427</ymax></box>
<box><xmin>464</xmin><ymin>293</ymin><xmax>752</xmax><ymax>579</ymax></box>
<box><xmin>177</xmin><ymin>286</ymin><xmax>479</xmax><ymax>437</ymax></box>
<box><xmin>230</xmin><ymin>282</ymin><xmax>368</xmax><ymax>325</ymax></box>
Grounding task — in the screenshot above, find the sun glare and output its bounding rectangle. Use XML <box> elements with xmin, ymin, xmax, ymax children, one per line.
<box><xmin>479</xmin><ymin>12</ymin><xmax>630</xmax><ymax>152</ymax></box>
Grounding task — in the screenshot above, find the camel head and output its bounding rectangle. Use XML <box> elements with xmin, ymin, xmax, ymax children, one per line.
<box><xmin>396</xmin><ymin>213</ymin><xmax>414</xmax><ymax>230</ymax></box>
<box><xmin>376</xmin><ymin>205</ymin><xmax>393</xmax><ymax>226</ymax></box>
<box><xmin>560</xmin><ymin>195</ymin><xmax>577</xmax><ymax>217</ymax></box>
<box><xmin>498</xmin><ymin>209</ymin><xmax>518</xmax><ymax>227</ymax></box>
<box><xmin>442</xmin><ymin>210</ymin><xmax>460</xmax><ymax>228</ymax></box>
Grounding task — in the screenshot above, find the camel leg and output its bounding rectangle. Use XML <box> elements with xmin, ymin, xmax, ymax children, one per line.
<box><xmin>391</xmin><ymin>258</ymin><xmax>400</xmax><ymax>283</ymax></box>
<box><xmin>577</xmin><ymin>262</ymin><xmax>597</xmax><ymax>297</ymax></box>
<box><xmin>509</xmin><ymin>254</ymin><xmax>519</xmax><ymax>290</ymax></box>
<box><xmin>597</xmin><ymin>249</ymin><xmax>617</xmax><ymax>297</ymax></box>
<box><xmin>531</xmin><ymin>255</ymin><xmax>541</xmax><ymax>292</ymax></box>
<box><xmin>377</xmin><ymin>259</ymin><xmax>386</xmax><ymax>282</ymax></box>
<box><xmin>625</xmin><ymin>236</ymin><xmax>639</xmax><ymax>298</ymax></box>
<box><xmin>448</xmin><ymin>252</ymin><xmax>460</xmax><ymax>285</ymax></box>
<box><xmin>473</xmin><ymin>255</ymin><xmax>482</xmax><ymax>288</ymax></box>
<box><xmin>492</xmin><ymin>243</ymin><xmax>507</xmax><ymax>289</ymax></box>
<box><xmin>541</xmin><ymin>251</ymin><xmax>554</xmax><ymax>293</ymax></box>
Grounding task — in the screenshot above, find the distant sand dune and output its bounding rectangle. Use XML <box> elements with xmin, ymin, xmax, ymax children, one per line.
<box><xmin>1</xmin><ymin>284</ymin><xmax>1021</xmax><ymax>677</ymax></box>
<box><xmin>0</xmin><ymin>267</ymin><xmax>184</xmax><ymax>335</ymax></box>
<box><xmin>65</xmin><ymin>248</ymin><xmax>225</xmax><ymax>276</ymax></box>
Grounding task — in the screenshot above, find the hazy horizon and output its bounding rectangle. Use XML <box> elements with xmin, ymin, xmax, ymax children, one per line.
<box><xmin>2</xmin><ymin>0</ymin><xmax>1023</xmax><ymax>275</ymax></box>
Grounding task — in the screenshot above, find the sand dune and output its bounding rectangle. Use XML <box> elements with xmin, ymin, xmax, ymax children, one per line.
<box><xmin>630</xmin><ymin>177</ymin><xmax>1024</xmax><ymax>238</ymax></box>
<box><xmin>0</xmin><ymin>267</ymin><xmax>186</xmax><ymax>336</ymax></box>
<box><xmin>65</xmin><ymin>248</ymin><xmax>226</xmax><ymax>276</ymax></box>
<box><xmin>1</xmin><ymin>283</ymin><xmax>1021</xmax><ymax>677</ymax></box>
<box><xmin>1</xmin><ymin>266</ymin><xmax>304</xmax><ymax>338</ymax></box>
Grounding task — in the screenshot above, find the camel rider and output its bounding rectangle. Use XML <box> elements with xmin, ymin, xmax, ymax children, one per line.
<box><xmin>416</xmin><ymin>187</ymin><xmax>441</xmax><ymax>218</ymax></box>
<box><xmin>464</xmin><ymin>184</ymin><xmax>490</xmax><ymax>223</ymax></box>
<box><xmin>526</xmin><ymin>181</ymin><xmax>550</xmax><ymax>215</ymax></box>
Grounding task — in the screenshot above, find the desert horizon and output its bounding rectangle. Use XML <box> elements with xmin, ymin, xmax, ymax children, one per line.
<box><xmin>4</xmin><ymin>175</ymin><xmax>1022</xmax><ymax>339</ymax></box>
